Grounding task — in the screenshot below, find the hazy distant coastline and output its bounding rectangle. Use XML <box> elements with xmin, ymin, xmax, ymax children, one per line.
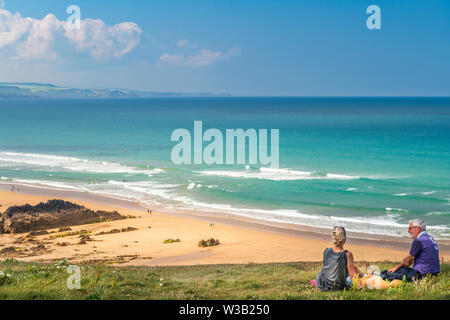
<box><xmin>0</xmin><ymin>83</ymin><xmax>227</xmax><ymax>99</ymax></box>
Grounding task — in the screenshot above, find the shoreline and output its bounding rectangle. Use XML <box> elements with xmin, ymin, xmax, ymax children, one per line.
<box><xmin>2</xmin><ymin>182</ymin><xmax>449</xmax><ymax>250</ymax></box>
<box><xmin>1</xmin><ymin>183</ymin><xmax>449</xmax><ymax>266</ymax></box>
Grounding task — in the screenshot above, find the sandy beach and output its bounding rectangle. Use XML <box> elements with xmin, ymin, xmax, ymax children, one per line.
<box><xmin>0</xmin><ymin>185</ymin><xmax>449</xmax><ymax>267</ymax></box>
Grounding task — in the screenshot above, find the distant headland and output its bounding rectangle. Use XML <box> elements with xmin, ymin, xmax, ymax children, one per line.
<box><xmin>0</xmin><ymin>83</ymin><xmax>229</xmax><ymax>99</ymax></box>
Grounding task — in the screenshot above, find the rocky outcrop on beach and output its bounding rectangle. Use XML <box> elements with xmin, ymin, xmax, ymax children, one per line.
<box><xmin>0</xmin><ymin>199</ymin><xmax>127</xmax><ymax>234</ymax></box>
<box><xmin>198</xmin><ymin>238</ymin><xmax>220</xmax><ymax>247</ymax></box>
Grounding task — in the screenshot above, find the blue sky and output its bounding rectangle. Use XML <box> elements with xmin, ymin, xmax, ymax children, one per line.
<box><xmin>1</xmin><ymin>0</ymin><xmax>449</xmax><ymax>96</ymax></box>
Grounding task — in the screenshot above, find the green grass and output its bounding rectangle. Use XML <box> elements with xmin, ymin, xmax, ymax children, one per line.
<box><xmin>0</xmin><ymin>259</ymin><xmax>448</xmax><ymax>300</ymax></box>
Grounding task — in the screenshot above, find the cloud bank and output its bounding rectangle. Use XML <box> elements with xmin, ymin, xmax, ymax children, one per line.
<box><xmin>0</xmin><ymin>8</ymin><xmax>142</xmax><ymax>62</ymax></box>
<box><xmin>159</xmin><ymin>47</ymin><xmax>239</xmax><ymax>67</ymax></box>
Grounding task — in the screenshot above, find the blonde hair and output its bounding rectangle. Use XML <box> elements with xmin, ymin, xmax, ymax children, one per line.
<box><xmin>332</xmin><ymin>226</ymin><xmax>346</xmax><ymax>246</ymax></box>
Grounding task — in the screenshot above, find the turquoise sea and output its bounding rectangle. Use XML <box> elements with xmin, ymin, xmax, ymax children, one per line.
<box><xmin>0</xmin><ymin>97</ymin><xmax>449</xmax><ymax>239</ymax></box>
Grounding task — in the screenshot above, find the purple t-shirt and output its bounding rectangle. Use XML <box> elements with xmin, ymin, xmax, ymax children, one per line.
<box><xmin>410</xmin><ymin>232</ymin><xmax>440</xmax><ymax>274</ymax></box>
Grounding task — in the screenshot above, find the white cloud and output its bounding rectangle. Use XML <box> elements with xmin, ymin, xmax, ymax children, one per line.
<box><xmin>16</xmin><ymin>13</ymin><xmax>61</xmax><ymax>60</ymax></box>
<box><xmin>159</xmin><ymin>47</ymin><xmax>239</xmax><ymax>67</ymax></box>
<box><xmin>64</xmin><ymin>18</ymin><xmax>142</xmax><ymax>61</ymax></box>
<box><xmin>176</xmin><ymin>39</ymin><xmax>189</xmax><ymax>48</ymax></box>
<box><xmin>0</xmin><ymin>9</ymin><xmax>31</xmax><ymax>50</ymax></box>
<box><xmin>0</xmin><ymin>8</ymin><xmax>142</xmax><ymax>62</ymax></box>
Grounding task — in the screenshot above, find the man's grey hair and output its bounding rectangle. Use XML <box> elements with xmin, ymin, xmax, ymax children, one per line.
<box><xmin>409</xmin><ymin>219</ymin><xmax>426</xmax><ymax>231</ymax></box>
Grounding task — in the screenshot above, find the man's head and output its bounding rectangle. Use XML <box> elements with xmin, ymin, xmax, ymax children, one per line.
<box><xmin>408</xmin><ymin>219</ymin><xmax>426</xmax><ymax>239</ymax></box>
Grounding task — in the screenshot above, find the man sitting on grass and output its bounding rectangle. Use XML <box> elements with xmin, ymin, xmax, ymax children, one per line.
<box><xmin>382</xmin><ymin>219</ymin><xmax>440</xmax><ymax>282</ymax></box>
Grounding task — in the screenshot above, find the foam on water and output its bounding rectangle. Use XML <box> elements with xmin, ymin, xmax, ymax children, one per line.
<box><xmin>386</xmin><ymin>207</ymin><xmax>409</xmax><ymax>214</ymax></box>
<box><xmin>103</xmin><ymin>180</ymin><xmax>185</xmax><ymax>205</ymax></box>
<box><xmin>0</xmin><ymin>151</ymin><xmax>447</xmax><ymax>240</ymax></box>
<box><xmin>0</xmin><ymin>151</ymin><xmax>163</xmax><ymax>175</ymax></box>
<box><xmin>8</xmin><ymin>178</ymin><xmax>90</xmax><ymax>192</ymax></box>
<box><xmin>425</xmin><ymin>212</ymin><xmax>450</xmax><ymax>217</ymax></box>
<box><xmin>95</xmin><ymin>180</ymin><xmax>450</xmax><ymax>238</ymax></box>
<box><xmin>197</xmin><ymin>167</ymin><xmax>362</xmax><ymax>181</ymax></box>
<box><xmin>3</xmin><ymin>176</ymin><xmax>450</xmax><ymax>239</ymax></box>
<box><xmin>395</xmin><ymin>191</ymin><xmax>436</xmax><ymax>197</ymax></box>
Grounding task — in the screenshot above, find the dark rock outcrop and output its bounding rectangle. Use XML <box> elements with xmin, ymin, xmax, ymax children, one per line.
<box><xmin>198</xmin><ymin>238</ymin><xmax>220</xmax><ymax>247</ymax></box>
<box><xmin>96</xmin><ymin>227</ymin><xmax>138</xmax><ymax>236</ymax></box>
<box><xmin>0</xmin><ymin>199</ymin><xmax>127</xmax><ymax>234</ymax></box>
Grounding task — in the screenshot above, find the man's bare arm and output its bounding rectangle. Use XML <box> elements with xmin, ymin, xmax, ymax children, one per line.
<box><xmin>388</xmin><ymin>255</ymin><xmax>414</xmax><ymax>273</ymax></box>
<box><xmin>402</xmin><ymin>255</ymin><xmax>414</xmax><ymax>266</ymax></box>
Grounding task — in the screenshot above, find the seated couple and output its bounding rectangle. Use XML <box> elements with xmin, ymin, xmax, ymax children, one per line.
<box><xmin>314</xmin><ymin>219</ymin><xmax>440</xmax><ymax>291</ymax></box>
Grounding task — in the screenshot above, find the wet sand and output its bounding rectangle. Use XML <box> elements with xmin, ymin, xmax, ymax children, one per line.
<box><xmin>0</xmin><ymin>185</ymin><xmax>448</xmax><ymax>267</ymax></box>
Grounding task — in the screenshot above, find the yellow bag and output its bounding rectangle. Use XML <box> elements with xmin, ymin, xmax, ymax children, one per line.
<box><xmin>360</xmin><ymin>274</ymin><xmax>402</xmax><ymax>289</ymax></box>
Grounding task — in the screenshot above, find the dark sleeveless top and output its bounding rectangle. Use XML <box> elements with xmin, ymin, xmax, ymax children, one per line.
<box><xmin>316</xmin><ymin>248</ymin><xmax>349</xmax><ymax>291</ymax></box>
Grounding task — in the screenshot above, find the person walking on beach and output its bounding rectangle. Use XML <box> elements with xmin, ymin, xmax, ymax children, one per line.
<box><xmin>381</xmin><ymin>219</ymin><xmax>440</xmax><ymax>282</ymax></box>
<box><xmin>315</xmin><ymin>226</ymin><xmax>364</xmax><ymax>291</ymax></box>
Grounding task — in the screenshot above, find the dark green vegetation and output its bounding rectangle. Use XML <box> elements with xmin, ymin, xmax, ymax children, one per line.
<box><xmin>0</xmin><ymin>259</ymin><xmax>448</xmax><ymax>300</ymax></box>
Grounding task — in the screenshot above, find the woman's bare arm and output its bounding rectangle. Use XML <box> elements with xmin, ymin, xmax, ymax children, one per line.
<box><xmin>346</xmin><ymin>251</ymin><xmax>362</xmax><ymax>280</ymax></box>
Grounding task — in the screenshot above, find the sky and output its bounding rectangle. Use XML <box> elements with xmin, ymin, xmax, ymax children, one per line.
<box><xmin>0</xmin><ymin>0</ymin><xmax>449</xmax><ymax>96</ymax></box>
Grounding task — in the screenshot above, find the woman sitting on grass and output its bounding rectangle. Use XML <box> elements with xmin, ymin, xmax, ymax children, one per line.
<box><xmin>314</xmin><ymin>226</ymin><xmax>364</xmax><ymax>291</ymax></box>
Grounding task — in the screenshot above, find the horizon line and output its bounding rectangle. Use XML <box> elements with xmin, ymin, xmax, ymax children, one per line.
<box><xmin>1</xmin><ymin>83</ymin><xmax>449</xmax><ymax>99</ymax></box>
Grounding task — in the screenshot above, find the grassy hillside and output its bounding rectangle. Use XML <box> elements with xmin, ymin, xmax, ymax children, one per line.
<box><xmin>0</xmin><ymin>259</ymin><xmax>448</xmax><ymax>300</ymax></box>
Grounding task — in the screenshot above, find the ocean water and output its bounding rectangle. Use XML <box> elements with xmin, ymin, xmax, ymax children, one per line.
<box><xmin>0</xmin><ymin>97</ymin><xmax>449</xmax><ymax>239</ymax></box>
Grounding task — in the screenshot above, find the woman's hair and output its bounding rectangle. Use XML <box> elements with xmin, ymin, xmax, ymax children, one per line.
<box><xmin>332</xmin><ymin>226</ymin><xmax>347</xmax><ymax>246</ymax></box>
